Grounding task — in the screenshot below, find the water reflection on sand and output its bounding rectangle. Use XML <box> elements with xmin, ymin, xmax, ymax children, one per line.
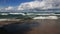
<box><xmin>0</xmin><ymin>19</ymin><xmax>60</xmax><ymax>34</ymax></box>
<box><xmin>0</xmin><ymin>21</ymin><xmax>40</xmax><ymax>34</ymax></box>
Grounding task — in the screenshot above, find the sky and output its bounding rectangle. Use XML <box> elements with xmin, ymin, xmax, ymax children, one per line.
<box><xmin>0</xmin><ymin>0</ymin><xmax>34</xmax><ymax>8</ymax></box>
<box><xmin>0</xmin><ymin>0</ymin><xmax>60</xmax><ymax>12</ymax></box>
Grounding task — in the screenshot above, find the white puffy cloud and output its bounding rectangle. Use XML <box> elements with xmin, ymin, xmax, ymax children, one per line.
<box><xmin>17</xmin><ymin>0</ymin><xmax>60</xmax><ymax>10</ymax></box>
<box><xmin>0</xmin><ymin>6</ymin><xmax>14</xmax><ymax>11</ymax></box>
<box><xmin>0</xmin><ymin>9</ymin><xmax>1</xmax><ymax>11</ymax></box>
<box><xmin>17</xmin><ymin>1</ymin><xmax>41</xmax><ymax>10</ymax></box>
<box><xmin>43</xmin><ymin>0</ymin><xmax>60</xmax><ymax>9</ymax></box>
<box><xmin>0</xmin><ymin>0</ymin><xmax>60</xmax><ymax>12</ymax></box>
<box><xmin>0</xmin><ymin>6</ymin><xmax>15</xmax><ymax>12</ymax></box>
<box><xmin>5</xmin><ymin>6</ymin><xmax>14</xmax><ymax>10</ymax></box>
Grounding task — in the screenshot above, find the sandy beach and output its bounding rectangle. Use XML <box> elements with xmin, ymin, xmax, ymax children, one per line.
<box><xmin>0</xmin><ymin>19</ymin><xmax>60</xmax><ymax>34</ymax></box>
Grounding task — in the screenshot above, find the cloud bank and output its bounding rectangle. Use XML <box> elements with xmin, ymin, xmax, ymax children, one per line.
<box><xmin>0</xmin><ymin>0</ymin><xmax>60</xmax><ymax>12</ymax></box>
<box><xmin>17</xmin><ymin>1</ymin><xmax>45</xmax><ymax>10</ymax></box>
<box><xmin>18</xmin><ymin>0</ymin><xmax>60</xmax><ymax>10</ymax></box>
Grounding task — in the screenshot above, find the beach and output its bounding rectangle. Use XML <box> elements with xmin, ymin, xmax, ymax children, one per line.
<box><xmin>0</xmin><ymin>19</ymin><xmax>60</xmax><ymax>34</ymax></box>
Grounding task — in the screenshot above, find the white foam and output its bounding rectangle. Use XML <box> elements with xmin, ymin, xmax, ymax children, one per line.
<box><xmin>0</xmin><ymin>19</ymin><xmax>20</xmax><ymax>21</ymax></box>
<box><xmin>0</xmin><ymin>19</ymin><xmax>8</xmax><ymax>21</ymax></box>
<box><xmin>33</xmin><ymin>16</ymin><xmax>58</xmax><ymax>19</ymax></box>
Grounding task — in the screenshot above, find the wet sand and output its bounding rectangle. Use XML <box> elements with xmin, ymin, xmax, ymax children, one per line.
<box><xmin>0</xmin><ymin>19</ymin><xmax>60</xmax><ymax>34</ymax></box>
<box><xmin>27</xmin><ymin>19</ymin><xmax>60</xmax><ymax>34</ymax></box>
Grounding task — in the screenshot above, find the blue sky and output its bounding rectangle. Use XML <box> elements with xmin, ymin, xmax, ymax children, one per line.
<box><xmin>0</xmin><ymin>0</ymin><xmax>60</xmax><ymax>12</ymax></box>
<box><xmin>0</xmin><ymin>0</ymin><xmax>34</xmax><ymax>8</ymax></box>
